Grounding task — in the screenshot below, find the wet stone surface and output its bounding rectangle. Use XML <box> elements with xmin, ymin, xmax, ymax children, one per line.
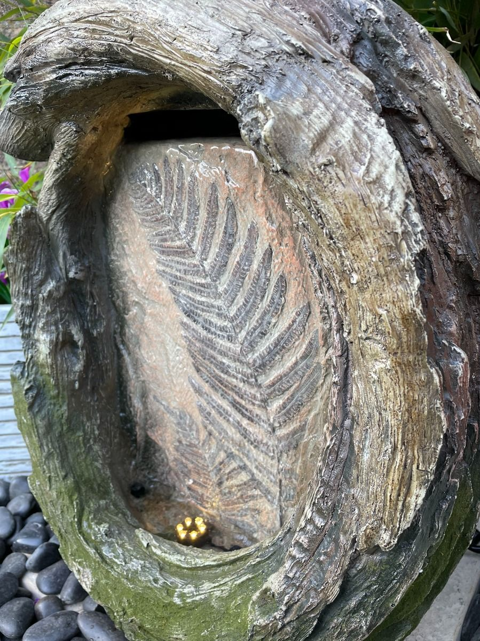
<box><xmin>0</xmin><ymin>476</ymin><xmax>127</xmax><ymax>641</ymax></box>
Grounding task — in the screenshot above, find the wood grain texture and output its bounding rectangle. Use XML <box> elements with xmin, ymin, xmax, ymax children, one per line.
<box><xmin>1</xmin><ymin>0</ymin><xmax>480</xmax><ymax>640</ymax></box>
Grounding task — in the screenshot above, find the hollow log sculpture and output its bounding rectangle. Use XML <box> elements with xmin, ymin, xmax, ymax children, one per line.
<box><xmin>2</xmin><ymin>0</ymin><xmax>480</xmax><ymax>639</ymax></box>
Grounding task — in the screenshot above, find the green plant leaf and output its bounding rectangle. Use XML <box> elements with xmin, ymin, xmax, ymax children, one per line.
<box><xmin>0</xmin><ymin>303</ymin><xmax>13</xmax><ymax>324</ymax></box>
<box><xmin>0</xmin><ymin>281</ymin><xmax>11</xmax><ymax>306</ymax></box>
<box><xmin>0</xmin><ymin>212</ymin><xmax>12</xmax><ymax>269</ymax></box>
<box><xmin>437</xmin><ymin>6</ymin><xmax>459</xmax><ymax>33</ymax></box>
<box><xmin>3</xmin><ymin>154</ymin><xmax>17</xmax><ymax>172</ymax></box>
<box><xmin>0</xmin><ymin>9</ymin><xmax>23</xmax><ymax>22</ymax></box>
<box><xmin>461</xmin><ymin>53</ymin><xmax>480</xmax><ymax>91</ymax></box>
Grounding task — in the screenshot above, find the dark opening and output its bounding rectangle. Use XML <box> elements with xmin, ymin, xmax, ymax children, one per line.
<box><xmin>125</xmin><ymin>109</ymin><xmax>241</xmax><ymax>143</ymax></box>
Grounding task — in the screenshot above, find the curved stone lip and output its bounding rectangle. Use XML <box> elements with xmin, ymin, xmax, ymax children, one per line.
<box><xmin>135</xmin><ymin>525</ymin><xmax>290</xmax><ymax>566</ymax></box>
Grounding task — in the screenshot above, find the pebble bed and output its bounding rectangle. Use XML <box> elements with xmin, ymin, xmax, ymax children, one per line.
<box><xmin>0</xmin><ymin>476</ymin><xmax>127</xmax><ymax>641</ymax></box>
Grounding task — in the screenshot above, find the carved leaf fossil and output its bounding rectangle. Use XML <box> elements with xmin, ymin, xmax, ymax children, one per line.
<box><xmin>129</xmin><ymin>159</ymin><xmax>322</xmax><ymax>528</ymax></box>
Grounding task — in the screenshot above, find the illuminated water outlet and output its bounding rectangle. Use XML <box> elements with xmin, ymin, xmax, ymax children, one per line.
<box><xmin>176</xmin><ymin>516</ymin><xmax>208</xmax><ymax>546</ymax></box>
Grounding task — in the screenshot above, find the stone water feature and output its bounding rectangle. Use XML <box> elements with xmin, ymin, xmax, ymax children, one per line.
<box><xmin>2</xmin><ymin>1</ymin><xmax>480</xmax><ymax>640</ymax></box>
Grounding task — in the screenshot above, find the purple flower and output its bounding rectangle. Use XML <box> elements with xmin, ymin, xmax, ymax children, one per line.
<box><xmin>0</xmin><ymin>187</ymin><xmax>17</xmax><ymax>209</ymax></box>
<box><xmin>0</xmin><ymin>271</ymin><xmax>8</xmax><ymax>285</ymax></box>
<box><xmin>19</xmin><ymin>165</ymin><xmax>30</xmax><ymax>183</ymax></box>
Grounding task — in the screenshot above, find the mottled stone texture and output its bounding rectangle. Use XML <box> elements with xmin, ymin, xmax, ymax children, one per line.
<box><xmin>1</xmin><ymin>1</ymin><xmax>480</xmax><ymax>640</ymax></box>
<box><xmin>109</xmin><ymin>140</ymin><xmax>331</xmax><ymax>549</ymax></box>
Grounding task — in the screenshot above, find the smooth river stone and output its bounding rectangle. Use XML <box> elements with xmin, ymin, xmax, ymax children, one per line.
<box><xmin>21</xmin><ymin>570</ymin><xmax>46</xmax><ymax>601</ymax></box>
<box><xmin>0</xmin><ymin>538</ymin><xmax>5</xmax><ymax>562</ymax></box>
<box><xmin>0</xmin><ymin>596</ymin><xmax>34</xmax><ymax>638</ymax></box>
<box><xmin>8</xmin><ymin>477</ymin><xmax>30</xmax><ymax>500</ymax></box>
<box><xmin>36</xmin><ymin>560</ymin><xmax>70</xmax><ymax>595</ymax></box>
<box><xmin>0</xmin><ymin>480</ymin><xmax>9</xmax><ymax>507</ymax></box>
<box><xmin>77</xmin><ymin>612</ymin><xmax>127</xmax><ymax>641</ymax></box>
<box><xmin>6</xmin><ymin>493</ymin><xmax>35</xmax><ymax>518</ymax></box>
<box><xmin>12</xmin><ymin>522</ymin><xmax>48</xmax><ymax>553</ymax></box>
<box><xmin>26</xmin><ymin>542</ymin><xmax>62</xmax><ymax>572</ymax></box>
<box><xmin>0</xmin><ymin>553</ymin><xmax>27</xmax><ymax>579</ymax></box>
<box><xmin>23</xmin><ymin>611</ymin><xmax>79</xmax><ymax>641</ymax></box>
<box><xmin>0</xmin><ymin>572</ymin><xmax>18</xmax><ymax>607</ymax></box>
<box><xmin>0</xmin><ymin>507</ymin><xmax>15</xmax><ymax>540</ymax></box>
<box><xmin>25</xmin><ymin>512</ymin><xmax>46</xmax><ymax>526</ymax></box>
<box><xmin>6</xmin><ymin>516</ymin><xmax>23</xmax><ymax>546</ymax></box>
<box><xmin>82</xmin><ymin>596</ymin><xmax>102</xmax><ymax>613</ymax></box>
<box><xmin>35</xmin><ymin>595</ymin><xmax>64</xmax><ymax>620</ymax></box>
<box><xmin>60</xmin><ymin>573</ymin><xmax>88</xmax><ymax>605</ymax></box>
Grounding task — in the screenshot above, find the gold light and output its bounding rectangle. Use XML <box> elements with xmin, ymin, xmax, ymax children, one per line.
<box><xmin>175</xmin><ymin>516</ymin><xmax>208</xmax><ymax>546</ymax></box>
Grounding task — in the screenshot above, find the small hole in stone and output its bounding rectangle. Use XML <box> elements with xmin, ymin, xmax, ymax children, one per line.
<box><xmin>130</xmin><ymin>482</ymin><xmax>146</xmax><ymax>498</ymax></box>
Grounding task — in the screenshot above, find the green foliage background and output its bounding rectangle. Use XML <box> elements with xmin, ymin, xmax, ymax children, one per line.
<box><xmin>394</xmin><ymin>0</ymin><xmax>480</xmax><ymax>93</ymax></box>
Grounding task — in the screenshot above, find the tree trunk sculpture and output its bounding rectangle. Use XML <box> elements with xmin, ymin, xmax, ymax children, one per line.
<box><xmin>2</xmin><ymin>1</ymin><xmax>480</xmax><ymax>640</ymax></box>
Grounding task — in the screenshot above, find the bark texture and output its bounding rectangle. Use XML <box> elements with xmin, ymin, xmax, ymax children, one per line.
<box><xmin>2</xmin><ymin>1</ymin><xmax>480</xmax><ymax>640</ymax></box>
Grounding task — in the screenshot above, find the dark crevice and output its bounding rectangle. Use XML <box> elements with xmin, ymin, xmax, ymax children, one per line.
<box><xmin>124</xmin><ymin>109</ymin><xmax>241</xmax><ymax>143</ymax></box>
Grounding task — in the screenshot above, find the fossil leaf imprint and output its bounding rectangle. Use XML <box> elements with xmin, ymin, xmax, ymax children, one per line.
<box><xmin>128</xmin><ymin>152</ymin><xmax>322</xmax><ymax>535</ymax></box>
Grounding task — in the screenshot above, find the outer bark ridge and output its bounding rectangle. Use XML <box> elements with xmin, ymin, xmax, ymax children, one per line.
<box><xmin>1</xmin><ymin>1</ymin><xmax>480</xmax><ymax>641</ymax></box>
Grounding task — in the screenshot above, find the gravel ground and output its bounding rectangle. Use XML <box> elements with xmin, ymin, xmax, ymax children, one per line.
<box><xmin>0</xmin><ymin>475</ymin><xmax>127</xmax><ymax>641</ymax></box>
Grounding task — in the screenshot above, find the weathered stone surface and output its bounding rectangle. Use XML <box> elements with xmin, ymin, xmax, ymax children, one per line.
<box><xmin>2</xmin><ymin>0</ymin><xmax>480</xmax><ymax>640</ymax></box>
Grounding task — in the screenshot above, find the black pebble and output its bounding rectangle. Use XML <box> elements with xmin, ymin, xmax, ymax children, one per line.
<box><xmin>78</xmin><ymin>611</ymin><xmax>127</xmax><ymax>640</ymax></box>
<box><xmin>16</xmin><ymin>587</ymin><xmax>32</xmax><ymax>598</ymax></box>
<box><xmin>0</xmin><ymin>506</ymin><xmax>15</xmax><ymax>540</ymax></box>
<box><xmin>34</xmin><ymin>595</ymin><xmax>64</xmax><ymax>620</ymax></box>
<box><xmin>0</xmin><ymin>480</ymin><xmax>9</xmax><ymax>507</ymax></box>
<box><xmin>0</xmin><ymin>596</ymin><xmax>34</xmax><ymax>638</ymax></box>
<box><xmin>82</xmin><ymin>595</ymin><xmax>102</xmax><ymax>613</ymax></box>
<box><xmin>0</xmin><ymin>552</ymin><xmax>27</xmax><ymax>579</ymax></box>
<box><xmin>36</xmin><ymin>560</ymin><xmax>71</xmax><ymax>595</ymax></box>
<box><xmin>12</xmin><ymin>521</ymin><xmax>48</xmax><ymax>553</ymax></box>
<box><xmin>0</xmin><ymin>572</ymin><xmax>18</xmax><ymax>607</ymax></box>
<box><xmin>25</xmin><ymin>512</ymin><xmax>46</xmax><ymax>526</ymax></box>
<box><xmin>26</xmin><ymin>541</ymin><xmax>62</xmax><ymax>573</ymax></box>
<box><xmin>0</xmin><ymin>538</ymin><xmax>5</xmax><ymax>562</ymax></box>
<box><xmin>23</xmin><ymin>610</ymin><xmax>80</xmax><ymax>641</ymax></box>
<box><xmin>7</xmin><ymin>492</ymin><xmax>35</xmax><ymax>518</ymax></box>
<box><xmin>6</xmin><ymin>515</ymin><xmax>23</xmax><ymax>547</ymax></box>
<box><xmin>8</xmin><ymin>476</ymin><xmax>30</xmax><ymax>500</ymax></box>
<box><xmin>60</xmin><ymin>572</ymin><xmax>88</xmax><ymax>605</ymax></box>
